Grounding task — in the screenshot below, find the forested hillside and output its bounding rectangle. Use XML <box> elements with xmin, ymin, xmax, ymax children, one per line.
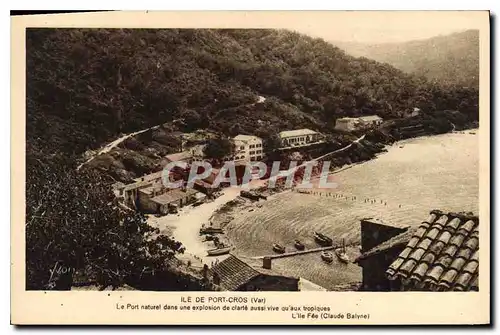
<box><xmin>27</xmin><ymin>29</ymin><xmax>478</xmax><ymax>159</ymax></box>
<box><xmin>334</xmin><ymin>30</ymin><xmax>479</xmax><ymax>88</ymax></box>
<box><xmin>25</xmin><ymin>28</ymin><xmax>479</xmax><ymax>291</ymax></box>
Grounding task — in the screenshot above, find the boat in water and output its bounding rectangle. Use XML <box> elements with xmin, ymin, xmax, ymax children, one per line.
<box><xmin>335</xmin><ymin>239</ymin><xmax>349</xmax><ymax>263</ymax></box>
<box><xmin>321</xmin><ymin>251</ymin><xmax>334</xmax><ymax>263</ymax></box>
<box><xmin>294</xmin><ymin>240</ymin><xmax>305</xmax><ymax>250</ymax></box>
<box><xmin>272</xmin><ymin>243</ymin><xmax>286</xmax><ymax>254</ymax></box>
<box><xmin>314</xmin><ymin>232</ymin><xmax>333</xmax><ymax>246</ymax></box>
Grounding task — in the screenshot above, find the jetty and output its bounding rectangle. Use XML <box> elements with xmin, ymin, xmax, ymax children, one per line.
<box><xmin>251</xmin><ymin>245</ymin><xmax>340</xmax><ymax>260</ymax></box>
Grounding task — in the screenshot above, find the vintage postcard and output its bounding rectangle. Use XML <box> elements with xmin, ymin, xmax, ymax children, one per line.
<box><xmin>11</xmin><ymin>11</ymin><xmax>490</xmax><ymax>325</ymax></box>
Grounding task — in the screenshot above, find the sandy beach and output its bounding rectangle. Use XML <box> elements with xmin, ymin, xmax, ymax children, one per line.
<box><xmin>147</xmin><ymin>178</ymin><xmax>270</xmax><ymax>267</ymax></box>
<box><xmin>147</xmin><ymin>131</ymin><xmax>478</xmax><ymax>289</ymax></box>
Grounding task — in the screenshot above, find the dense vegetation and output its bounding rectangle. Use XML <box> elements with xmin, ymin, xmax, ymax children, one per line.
<box><xmin>203</xmin><ymin>138</ymin><xmax>235</xmax><ymax>160</ymax></box>
<box><xmin>26</xmin><ymin>28</ymin><xmax>479</xmax><ymax>290</ymax></box>
<box><xmin>25</xmin><ymin>153</ymin><xmax>207</xmax><ymax>290</ymax></box>
<box><xmin>334</xmin><ymin>30</ymin><xmax>479</xmax><ymax>88</ymax></box>
<box><xmin>27</xmin><ymin>28</ymin><xmax>478</xmax><ymax>158</ymax></box>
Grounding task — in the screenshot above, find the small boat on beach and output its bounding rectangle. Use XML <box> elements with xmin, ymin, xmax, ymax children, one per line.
<box><xmin>321</xmin><ymin>251</ymin><xmax>334</xmax><ymax>263</ymax></box>
<box><xmin>314</xmin><ymin>232</ymin><xmax>333</xmax><ymax>246</ymax></box>
<box><xmin>203</xmin><ymin>234</ymin><xmax>219</xmax><ymax>242</ymax></box>
<box><xmin>207</xmin><ymin>245</ymin><xmax>232</xmax><ymax>256</ymax></box>
<box><xmin>294</xmin><ymin>240</ymin><xmax>305</xmax><ymax>250</ymax></box>
<box><xmin>199</xmin><ymin>226</ymin><xmax>224</xmax><ymax>235</ymax></box>
<box><xmin>272</xmin><ymin>243</ymin><xmax>286</xmax><ymax>254</ymax></box>
<box><xmin>192</xmin><ymin>199</ymin><xmax>204</xmax><ymax>207</ymax></box>
<box><xmin>335</xmin><ymin>239</ymin><xmax>349</xmax><ymax>264</ymax></box>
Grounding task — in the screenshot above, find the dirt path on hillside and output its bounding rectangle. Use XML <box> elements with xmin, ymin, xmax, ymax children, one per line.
<box><xmin>76</xmin><ymin>125</ymin><xmax>160</xmax><ymax>171</ymax></box>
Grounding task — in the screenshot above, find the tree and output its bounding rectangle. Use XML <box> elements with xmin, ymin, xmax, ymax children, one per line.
<box><xmin>263</xmin><ymin>134</ymin><xmax>282</xmax><ymax>154</ymax></box>
<box><xmin>203</xmin><ymin>138</ymin><xmax>235</xmax><ymax>160</ymax></box>
<box><xmin>181</xmin><ymin>109</ymin><xmax>203</xmax><ymax>132</ymax></box>
<box><xmin>26</xmin><ymin>154</ymin><xmax>186</xmax><ymax>290</ymax></box>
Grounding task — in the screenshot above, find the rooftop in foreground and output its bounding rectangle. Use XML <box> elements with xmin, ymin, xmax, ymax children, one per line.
<box><xmin>386</xmin><ymin>210</ymin><xmax>479</xmax><ymax>291</ymax></box>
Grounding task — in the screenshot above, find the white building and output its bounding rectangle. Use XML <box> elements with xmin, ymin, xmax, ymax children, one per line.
<box><xmin>335</xmin><ymin>115</ymin><xmax>383</xmax><ymax>132</ymax></box>
<box><xmin>334</xmin><ymin>117</ymin><xmax>359</xmax><ymax>132</ymax></box>
<box><xmin>278</xmin><ymin>129</ymin><xmax>322</xmax><ymax>147</ymax></box>
<box><xmin>357</xmin><ymin>115</ymin><xmax>383</xmax><ymax>128</ymax></box>
<box><xmin>233</xmin><ymin>134</ymin><xmax>264</xmax><ymax>162</ymax></box>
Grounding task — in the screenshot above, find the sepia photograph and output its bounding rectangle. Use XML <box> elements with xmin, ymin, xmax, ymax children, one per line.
<box><xmin>11</xmin><ymin>10</ymin><xmax>490</xmax><ymax>325</ymax></box>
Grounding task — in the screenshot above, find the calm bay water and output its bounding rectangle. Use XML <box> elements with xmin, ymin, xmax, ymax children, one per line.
<box><xmin>226</xmin><ymin>132</ymin><xmax>479</xmax><ymax>290</ymax></box>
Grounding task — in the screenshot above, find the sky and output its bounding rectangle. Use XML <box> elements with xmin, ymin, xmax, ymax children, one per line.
<box><xmin>284</xmin><ymin>11</ymin><xmax>484</xmax><ymax>44</ymax></box>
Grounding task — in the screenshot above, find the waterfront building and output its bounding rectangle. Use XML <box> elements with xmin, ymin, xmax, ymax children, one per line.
<box><xmin>138</xmin><ymin>188</ymin><xmax>198</xmax><ymax>214</ymax></box>
<box><xmin>233</xmin><ymin>134</ymin><xmax>264</xmax><ymax>162</ymax></box>
<box><xmin>335</xmin><ymin>115</ymin><xmax>383</xmax><ymax>132</ymax></box>
<box><xmin>334</xmin><ymin>117</ymin><xmax>360</xmax><ymax>132</ymax></box>
<box><xmin>278</xmin><ymin>129</ymin><xmax>322</xmax><ymax>147</ymax></box>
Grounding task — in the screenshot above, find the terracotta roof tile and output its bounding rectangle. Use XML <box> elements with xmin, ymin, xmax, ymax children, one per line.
<box><xmin>445</xmin><ymin>217</ymin><xmax>461</xmax><ymax>231</ymax></box>
<box><xmin>450</xmin><ymin>257</ymin><xmax>467</xmax><ymax>272</ymax></box>
<box><xmin>409</xmin><ymin>248</ymin><xmax>426</xmax><ymax>262</ymax></box>
<box><xmin>457</xmin><ymin>220</ymin><xmax>477</xmax><ymax>235</ymax></box>
<box><xmin>442</xmin><ymin>244</ymin><xmax>459</xmax><ymax>258</ymax></box>
<box><xmin>462</xmin><ymin>260</ymin><xmax>479</xmax><ymax>274</ymax></box>
<box><xmin>399</xmin><ymin>259</ymin><xmax>417</xmax><ymax>276</ymax></box>
<box><xmin>422</xmin><ymin>252</ymin><xmax>436</xmax><ymax>264</ymax></box>
<box><xmin>437</xmin><ymin>231</ymin><xmax>453</xmax><ymax>244</ymax></box>
<box><xmin>385</xmin><ymin>210</ymin><xmax>479</xmax><ymax>291</ymax></box>
<box><xmin>387</xmin><ymin>257</ymin><xmax>405</xmax><ymax>273</ymax></box>
<box><xmin>435</xmin><ymin>213</ymin><xmax>448</xmax><ymax>223</ymax></box>
<box><xmin>411</xmin><ymin>263</ymin><xmax>430</xmax><ymax>279</ymax></box>
<box><xmin>469</xmin><ymin>275</ymin><xmax>479</xmax><ymax>291</ymax></box>
<box><xmin>449</xmin><ymin>234</ymin><xmax>466</xmax><ymax>247</ymax></box>
<box><xmin>420</xmin><ymin>221</ymin><xmax>432</xmax><ymax>229</ymax></box>
<box><xmin>426</xmin><ymin>227</ymin><xmax>441</xmax><ymax>240</ymax></box>
<box><xmin>470</xmin><ymin>250</ymin><xmax>479</xmax><ymax>262</ymax></box>
<box><xmin>386</xmin><ymin>269</ymin><xmax>396</xmax><ymax>278</ymax></box>
<box><xmin>456</xmin><ymin>248</ymin><xmax>473</xmax><ymax>260</ymax></box>
<box><xmin>435</xmin><ymin>255</ymin><xmax>454</xmax><ymax>268</ymax></box>
<box><xmin>399</xmin><ymin>247</ymin><xmax>413</xmax><ymax>259</ymax></box>
<box><xmin>407</xmin><ymin>236</ymin><xmax>421</xmax><ymax>248</ymax></box>
<box><xmin>463</xmin><ymin>237</ymin><xmax>479</xmax><ymax>250</ymax></box>
<box><xmin>455</xmin><ymin>272</ymin><xmax>474</xmax><ymax>289</ymax></box>
<box><xmin>413</xmin><ymin>226</ymin><xmax>428</xmax><ymax>239</ymax></box>
<box><xmin>439</xmin><ymin>269</ymin><xmax>459</xmax><ymax>285</ymax></box>
<box><xmin>425</xmin><ymin>265</ymin><xmax>445</xmax><ymax>283</ymax></box>
<box><xmin>424</xmin><ymin>213</ymin><xmax>438</xmax><ymax>225</ymax></box>
<box><xmin>429</xmin><ymin>240</ymin><xmax>447</xmax><ymax>255</ymax></box>
<box><xmin>416</xmin><ymin>238</ymin><xmax>433</xmax><ymax>250</ymax></box>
